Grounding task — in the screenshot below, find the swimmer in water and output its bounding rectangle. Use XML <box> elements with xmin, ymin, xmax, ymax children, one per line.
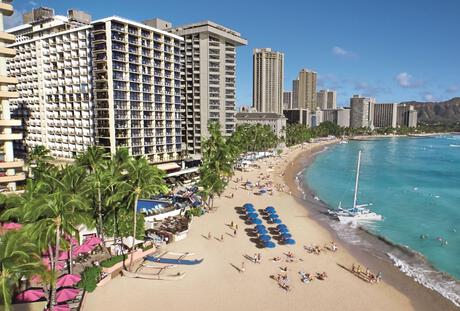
<box><xmin>420</xmin><ymin>234</ymin><xmax>427</xmax><ymax>240</ymax></box>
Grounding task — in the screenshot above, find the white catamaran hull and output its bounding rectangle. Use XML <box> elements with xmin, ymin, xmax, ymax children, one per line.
<box><xmin>337</xmin><ymin>213</ymin><xmax>383</xmax><ymax>224</ymax></box>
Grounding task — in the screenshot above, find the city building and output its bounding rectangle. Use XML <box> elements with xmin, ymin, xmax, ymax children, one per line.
<box><xmin>91</xmin><ymin>16</ymin><xmax>183</xmax><ymax>163</ymax></box>
<box><xmin>397</xmin><ymin>104</ymin><xmax>418</xmax><ymax>127</ymax></box>
<box><xmin>235</xmin><ymin>112</ymin><xmax>286</xmax><ymax>138</ymax></box>
<box><xmin>7</xmin><ymin>8</ymin><xmax>94</xmax><ymax>159</ymax></box>
<box><xmin>292</xmin><ymin>79</ymin><xmax>299</xmax><ymax>109</ymax></box>
<box><xmin>166</xmin><ymin>21</ymin><xmax>247</xmax><ymax>157</ymax></box>
<box><xmin>321</xmin><ymin>108</ymin><xmax>350</xmax><ymax>127</ymax></box>
<box><xmin>296</xmin><ymin>69</ymin><xmax>317</xmax><ymax>110</ymax></box>
<box><xmin>283</xmin><ymin>91</ymin><xmax>292</xmax><ymax>109</ymax></box>
<box><xmin>317</xmin><ymin>89</ymin><xmax>336</xmax><ymax>109</ymax></box>
<box><xmin>283</xmin><ymin>108</ymin><xmax>310</xmax><ymax>126</ymax></box>
<box><xmin>350</xmin><ymin>95</ymin><xmax>375</xmax><ymax>128</ymax></box>
<box><xmin>374</xmin><ymin>103</ymin><xmax>398</xmax><ymax>128</ymax></box>
<box><xmin>252</xmin><ymin>48</ymin><xmax>284</xmax><ymax>114</ymax></box>
<box><xmin>0</xmin><ymin>0</ymin><xmax>25</xmax><ymax>191</ymax></box>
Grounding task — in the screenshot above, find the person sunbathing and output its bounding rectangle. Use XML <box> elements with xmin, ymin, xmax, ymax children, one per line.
<box><xmin>316</xmin><ymin>272</ymin><xmax>328</xmax><ymax>280</ymax></box>
<box><xmin>272</xmin><ymin>256</ymin><xmax>281</xmax><ymax>262</ymax></box>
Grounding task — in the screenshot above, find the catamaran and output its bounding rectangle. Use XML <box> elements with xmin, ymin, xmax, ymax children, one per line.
<box><xmin>329</xmin><ymin>150</ymin><xmax>383</xmax><ymax>224</ymax></box>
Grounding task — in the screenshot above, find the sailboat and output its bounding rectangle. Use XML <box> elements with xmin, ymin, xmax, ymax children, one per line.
<box><xmin>330</xmin><ymin>150</ymin><xmax>383</xmax><ymax>224</ymax></box>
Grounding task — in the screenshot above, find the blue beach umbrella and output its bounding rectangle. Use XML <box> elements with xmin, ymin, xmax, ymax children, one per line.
<box><xmin>269</xmin><ymin>214</ymin><xmax>279</xmax><ymax>219</ymax></box>
<box><xmin>272</xmin><ymin>218</ymin><xmax>282</xmax><ymax>224</ymax></box>
<box><xmin>251</xmin><ymin>218</ymin><xmax>263</xmax><ymax>225</ymax></box>
<box><xmin>264</xmin><ymin>241</ymin><xmax>276</xmax><ymax>248</ymax></box>
<box><xmin>281</xmin><ymin>233</ymin><xmax>292</xmax><ymax>239</ymax></box>
<box><xmin>284</xmin><ymin>239</ymin><xmax>296</xmax><ymax>245</ymax></box>
<box><xmin>244</xmin><ymin>207</ymin><xmax>255</xmax><ymax>213</ymax></box>
<box><xmin>265</xmin><ymin>206</ymin><xmax>276</xmax><ymax>212</ymax></box>
<box><xmin>256</xmin><ymin>228</ymin><xmax>268</xmax><ymax>235</ymax></box>
<box><xmin>243</xmin><ymin>203</ymin><xmax>254</xmax><ymax>209</ymax></box>
<box><xmin>259</xmin><ymin>235</ymin><xmax>271</xmax><ymax>242</ymax></box>
<box><xmin>255</xmin><ymin>224</ymin><xmax>266</xmax><ymax>231</ymax></box>
<box><xmin>277</xmin><ymin>224</ymin><xmax>287</xmax><ymax>229</ymax></box>
<box><xmin>247</xmin><ymin>213</ymin><xmax>258</xmax><ymax>219</ymax></box>
<box><xmin>278</xmin><ymin>227</ymin><xmax>290</xmax><ymax>234</ymax></box>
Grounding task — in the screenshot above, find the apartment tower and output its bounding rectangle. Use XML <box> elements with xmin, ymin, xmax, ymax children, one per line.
<box><xmin>0</xmin><ymin>0</ymin><xmax>25</xmax><ymax>190</ymax></box>
<box><xmin>253</xmin><ymin>48</ymin><xmax>284</xmax><ymax>114</ymax></box>
<box><xmin>350</xmin><ymin>95</ymin><xmax>375</xmax><ymax>128</ymax></box>
<box><xmin>291</xmin><ymin>79</ymin><xmax>299</xmax><ymax>109</ymax></box>
<box><xmin>7</xmin><ymin>8</ymin><xmax>94</xmax><ymax>159</ymax></box>
<box><xmin>296</xmin><ymin>69</ymin><xmax>317</xmax><ymax>110</ymax></box>
<box><xmin>283</xmin><ymin>91</ymin><xmax>292</xmax><ymax>109</ymax></box>
<box><xmin>317</xmin><ymin>89</ymin><xmax>336</xmax><ymax>109</ymax></box>
<box><xmin>91</xmin><ymin>17</ymin><xmax>183</xmax><ymax>163</ymax></box>
<box><xmin>373</xmin><ymin>103</ymin><xmax>398</xmax><ymax>128</ymax></box>
<box><xmin>165</xmin><ymin>21</ymin><xmax>247</xmax><ymax>157</ymax></box>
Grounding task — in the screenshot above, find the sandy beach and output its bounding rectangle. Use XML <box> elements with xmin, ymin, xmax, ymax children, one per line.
<box><xmin>83</xmin><ymin>141</ymin><xmax>458</xmax><ymax>311</ymax></box>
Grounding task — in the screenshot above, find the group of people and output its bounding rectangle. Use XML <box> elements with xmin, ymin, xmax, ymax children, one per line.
<box><xmin>351</xmin><ymin>263</ymin><xmax>382</xmax><ymax>284</ymax></box>
<box><xmin>272</xmin><ymin>273</ymin><xmax>291</xmax><ymax>291</ymax></box>
<box><xmin>304</xmin><ymin>241</ymin><xmax>338</xmax><ymax>255</ymax></box>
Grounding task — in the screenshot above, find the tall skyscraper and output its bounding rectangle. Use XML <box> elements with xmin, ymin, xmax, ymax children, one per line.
<box><xmin>292</xmin><ymin>79</ymin><xmax>299</xmax><ymax>108</ymax></box>
<box><xmin>7</xmin><ymin>8</ymin><xmax>94</xmax><ymax>159</ymax></box>
<box><xmin>350</xmin><ymin>95</ymin><xmax>375</xmax><ymax>128</ymax></box>
<box><xmin>0</xmin><ymin>0</ymin><xmax>25</xmax><ymax>191</ymax></box>
<box><xmin>252</xmin><ymin>48</ymin><xmax>284</xmax><ymax>114</ymax></box>
<box><xmin>317</xmin><ymin>89</ymin><xmax>336</xmax><ymax>109</ymax></box>
<box><xmin>91</xmin><ymin>17</ymin><xmax>183</xmax><ymax>163</ymax></box>
<box><xmin>166</xmin><ymin>21</ymin><xmax>247</xmax><ymax>156</ymax></box>
<box><xmin>283</xmin><ymin>91</ymin><xmax>292</xmax><ymax>109</ymax></box>
<box><xmin>296</xmin><ymin>69</ymin><xmax>317</xmax><ymax>110</ymax></box>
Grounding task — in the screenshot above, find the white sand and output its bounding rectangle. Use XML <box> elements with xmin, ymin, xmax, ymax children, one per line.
<box><xmin>84</xmin><ymin>142</ymin><xmax>415</xmax><ymax>311</ymax></box>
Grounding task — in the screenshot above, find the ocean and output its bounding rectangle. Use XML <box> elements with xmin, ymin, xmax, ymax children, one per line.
<box><xmin>303</xmin><ymin>135</ymin><xmax>460</xmax><ymax>306</ymax></box>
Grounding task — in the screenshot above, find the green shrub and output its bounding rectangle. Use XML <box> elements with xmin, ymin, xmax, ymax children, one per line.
<box><xmin>77</xmin><ymin>266</ymin><xmax>102</xmax><ymax>292</ymax></box>
<box><xmin>100</xmin><ymin>255</ymin><xmax>126</xmax><ymax>268</ymax></box>
<box><xmin>185</xmin><ymin>207</ymin><xmax>202</xmax><ymax>218</ymax></box>
<box><xmin>142</xmin><ymin>244</ymin><xmax>154</xmax><ymax>252</ymax></box>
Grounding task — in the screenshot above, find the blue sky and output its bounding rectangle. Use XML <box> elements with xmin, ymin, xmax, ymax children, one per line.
<box><xmin>7</xmin><ymin>0</ymin><xmax>460</xmax><ymax>106</ymax></box>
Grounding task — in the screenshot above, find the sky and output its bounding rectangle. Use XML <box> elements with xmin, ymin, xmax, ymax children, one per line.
<box><xmin>6</xmin><ymin>0</ymin><xmax>460</xmax><ymax>107</ymax></box>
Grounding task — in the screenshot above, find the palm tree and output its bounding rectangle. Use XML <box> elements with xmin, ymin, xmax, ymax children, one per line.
<box><xmin>0</xmin><ymin>230</ymin><xmax>44</xmax><ymax>311</ymax></box>
<box><xmin>26</xmin><ymin>145</ymin><xmax>54</xmax><ymax>178</ymax></box>
<box><xmin>119</xmin><ymin>157</ymin><xmax>168</xmax><ymax>270</ymax></box>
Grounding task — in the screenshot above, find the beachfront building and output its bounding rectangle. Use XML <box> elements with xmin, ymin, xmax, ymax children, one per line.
<box><xmin>397</xmin><ymin>104</ymin><xmax>418</xmax><ymax>127</ymax></box>
<box><xmin>350</xmin><ymin>95</ymin><xmax>375</xmax><ymax>128</ymax></box>
<box><xmin>253</xmin><ymin>48</ymin><xmax>284</xmax><ymax>115</ymax></box>
<box><xmin>321</xmin><ymin>108</ymin><xmax>350</xmax><ymax>127</ymax></box>
<box><xmin>283</xmin><ymin>108</ymin><xmax>310</xmax><ymax>126</ymax></box>
<box><xmin>373</xmin><ymin>103</ymin><xmax>398</xmax><ymax>128</ymax></box>
<box><xmin>0</xmin><ymin>0</ymin><xmax>25</xmax><ymax>191</ymax></box>
<box><xmin>91</xmin><ymin>17</ymin><xmax>183</xmax><ymax>163</ymax></box>
<box><xmin>317</xmin><ymin>89</ymin><xmax>336</xmax><ymax>109</ymax></box>
<box><xmin>292</xmin><ymin>79</ymin><xmax>299</xmax><ymax>109</ymax></box>
<box><xmin>235</xmin><ymin>112</ymin><xmax>286</xmax><ymax>138</ymax></box>
<box><xmin>6</xmin><ymin>8</ymin><xmax>94</xmax><ymax>159</ymax></box>
<box><xmin>296</xmin><ymin>69</ymin><xmax>317</xmax><ymax>110</ymax></box>
<box><xmin>161</xmin><ymin>20</ymin><xmax>247</xmax><ymax>157</ymax></box>
<box><xmin>283</xmin><ymin>91</ymin><xmax>292</xmax><ymax>109</ymax></box>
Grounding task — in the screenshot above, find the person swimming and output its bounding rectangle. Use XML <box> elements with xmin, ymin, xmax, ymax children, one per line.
<box><xmin>420</xmin><ymin>234</ymin><xmax>427</xmax><ymax>240</ymax></box>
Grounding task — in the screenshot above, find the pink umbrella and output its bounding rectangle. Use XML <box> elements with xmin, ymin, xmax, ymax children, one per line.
<box><xmin>2</xmin><ymin>222</ymin><xmax>22</xmax><ymax>230</ymax></box>
<box><xmin>56</xmin><ymin>288</ymin><xmax>79</xmax><ymax>303</ymax></box>
<box><xmin>72</xmin><ymin>244</ymin><xmax>94</xmax><ymax>257</ymax></box>
<box><xmin>30</xmin><ymin>274</ymin><xmax>42</xmax><ymax>284</ymax></box>
<box><xmin>57</xmin><ymin>251</ymin><xmax>69</xmax><ymax>261</ymax></box>
<box><xmin>15</xmin><ymin>288</ymin><xmax>45</xmax><ymax>302</ymax></box>
<box><xmin>47</xmin><ymin>304</ymin><xmax>70</xmax><ymax>311</ymax></box>
<box><xmin>83</xmin><ymin>236</ymin><xmax>102</xmax><ymax>247</ymax></box>
<box><xmin>43</xmin><ymin>258</ymin><xmax>65</xmax><ymax>271</ymax></box>
<box><xmin>56</xmin><ymin>274</ymin><xmax>81</xmax><ymax>288</ymax></box>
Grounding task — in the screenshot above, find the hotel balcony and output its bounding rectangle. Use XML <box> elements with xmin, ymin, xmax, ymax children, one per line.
<box><xmin>0</xmin><ymin>173</ymin><xmax>26</xmax><ymax>183</ymax></box>
<box><xmin>0</xmin><ymin>32</ymin><xmax>15</xmax><ymax>45</ymax></box>
<box><xmin>0</xmin><ymin>133</ymin><xmax>22</xmax><ymax>140</ymax></box>
<box><xmin>0</xmin><ymin>160</ymin><xmax>24</xmax><ymax>169</ymax></box>
<box><xmin>0</xmin><ymin>90</ymin><xmax>19</xmax><ymax>99</ymax></box>
<box><xmin>0</xmin><ymin>46</ymin><xmax>16</xmax><ymax>58</ymax></box>
<box><xmin>0</xmin><ymin>2</ymin><xmax>14</xmax><ymax>16</ymax></box>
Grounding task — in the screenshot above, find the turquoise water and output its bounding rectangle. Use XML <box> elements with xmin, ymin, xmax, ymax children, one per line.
<box><xmin>305</xmin><ymin>135</ymin><xmax>460</xmax><ymax>281</ymax></box>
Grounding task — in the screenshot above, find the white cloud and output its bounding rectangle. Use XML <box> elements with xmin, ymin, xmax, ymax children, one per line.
<box><xmin>422</xmin><ymin>93</ymin><xmax>436</xmax><ymax>102</ymax></box>
<box><xmin>332</xmin><ymin>46</ymin><xmax>357</xmax><ymax>58</ymax></box>
<box><xmin>29</xmin><ymin>1</ymin><xmax>38</xmax><ymax>6</ymax></box>
<box><xmin>446</xmin><ymin>85</ymin><xmax>460</xmax><ymax>93</ymax></box>
<box><xmin>395</xmin><ymin>72</ymin><xmax>424</xmax><ymax>88</ymax></box>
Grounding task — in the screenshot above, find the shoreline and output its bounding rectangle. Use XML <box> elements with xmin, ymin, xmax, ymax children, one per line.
<box><xmin>285</xmin><ymin>142</ymin><xmax>459</xmax><ymax>310</ymax></box>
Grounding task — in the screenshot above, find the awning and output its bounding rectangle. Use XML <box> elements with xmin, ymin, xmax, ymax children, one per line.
<box><xmin>156</xmin><ymin>162</ymin><xmax>181</xmax><ymax>172</ymax></box>
<box><xmin>166</xmin><ymin>166</ymin><xmax>199</xmax><ymax>177</ymax></box>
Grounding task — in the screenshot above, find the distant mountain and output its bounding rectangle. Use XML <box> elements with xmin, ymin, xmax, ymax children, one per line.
<box><xmin>401</xmin><ymin>97</ymin><xmax>460</xmax><ymax>124</ymax></box>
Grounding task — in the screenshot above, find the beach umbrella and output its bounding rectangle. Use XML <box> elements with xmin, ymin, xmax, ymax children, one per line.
<box><xmin>266</xmin><ymin>210</ymin><xmax>277</xmax><ymax>215</ymax></box>
<box><xmin>259</xmin><ymin>235</ymin><xmax>271</xmax><ymax>242</ymax></box>
<box><xmin>269</xmin><ymin>213</ymin><xmax>279</xmax><ymax>219</ymax></box>
<box><xmin>281</xmin><ymin>233</ymin><xmax>292</xmax><ymax>239</ymax></box>
<box><xmin>15</xmin><ymin>289</ymin><xmax>45</xmax><ymax>302</ymax></box>
<box><xmin>2</xmin><ymin>222</ymin><xmax>22</xmax><ymax>230</ymax></box>
<box><xmin>272</xmin><ymin>218</ymin><xmax>282</xmax><ymax>224</ymax></box>
<box><xmin>243</xmin><ymin>203</ymin><xmax>254</xmax><ymax>209</ymax></box>
<box><xmin>284</xmin><ymin>239</ymin><xmax>296</xmax><ymax>245</ymax></box>
<box><xmin>247</xmin><ymin>213</ymin><xmax>258</xmax><ymax>219</ymax></box>
<box><xmin>83</xmin><ymin>236</ymin><xmax>102</xmax><ymax>247</ymax></box>
<box><xmin>251</xmin><ymin>218</ymin><xmax>263</xmax><ymax>225</ymax></box>
<box><xmin>278</xmin><ymin>226</ymin><xmax>289</xmax><ymax>232</ymax></box>
<box><xmin>43</xmin><ymin>258</ymin><xmax>66</xmax><ymax>271</ymax></box>
<box><xmin>276</xmin><ymin>224</ymin><xmax>287</xmax><ymax>229</ymax></box>
<box><xmin>244</xmin><ymin>206</ymin><xmax>255</xmax><ymax>212</ymax></box>
<box><xmin>256</xmin><ymin>228</ymin><xmax>268</xmax><ymax>235</ymax></box>
<box><xmin>47</xmin><ymin>304</ymin><xmax>70</xmax><ymax>311</ymax></box>
<box><xmin>56</xmin><ymin>288</ymin><xmax>80</xmax><ymax>303</ymax></box>
<box><xmin>265</xmin><ymin>206</ymin><xmax>275</xmax><ymax>212</ymax></box>
<box><xmin>57</xmin><ymin>251</ymin><xmax>69</xmax><ymax>261</ymax></box>
<box><xmin>57</xmin><ymin>274</ymin><xmax>81</xmax><ymax>288</ymax></box>
<box><xmin>255</xmin><ymin>224</ymin><xmax>266</xmax><ymax>231</ymax></box>
<box><xmin>264</xmin><ymin>241</ymin><xmax>276</xmax><ymax>248</ymax></box>
<box><xmin>73</xmin><ymin>243</ymin><xmax>94</xmax><ymax>256</ymax></box>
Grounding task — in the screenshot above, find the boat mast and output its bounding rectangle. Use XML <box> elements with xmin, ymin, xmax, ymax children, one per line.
<box><xmin>352</xmin><ymin>150</ymin><xmax>362</xmax><ymax>209</ymax></box>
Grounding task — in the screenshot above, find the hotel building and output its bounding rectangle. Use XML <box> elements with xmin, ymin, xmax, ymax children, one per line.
<box><xmin>373</xmin><ymin>103</ymin><xmax>398</xmax><ymax>128</ymax></box>
<box><xmin>91</xmin><ymin>17</ymin><xmax>183</xmax><ymax>162</ymax></box>
<box><xmin>0</xmin><ymin>0</ymin><xmax>25</xmax><ymax>190</ymax></box>
<box><xmin>283</xmin><ymin>91</ymin><xmax>292</xmax><ymax>109</ymax></box>
<box><xmin>350</xmin><ymin>95</ymin><xmax>375</xmax><ymax>128</ymax></box>
<box><xmin>253</xmin><ymin>48</ymin><xmax>284</xmax><ymax>114</ymax></box>
<box><xmin>7</xmin><ymin>8</ymin><xmax>94</xmax><ymax>159</ymax></box>
<box><xmin>317</xmin><ymin>89</ymin><xmax>336</xmax><ymax>109</ymax></box>
<box><xmin>296</xmin><ymin>69</ymin><xmax>317</xmax><ymax>110</ymax></box>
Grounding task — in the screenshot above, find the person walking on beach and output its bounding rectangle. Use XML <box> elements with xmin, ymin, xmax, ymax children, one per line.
<box><xmin>241</xmin><ymin>262</ymin><xmax>245</xmax><ymax>273</ymax></box>
<box><xmin>221</xmin><ymin>234</ymin><xmax>224</xmax><ymax>242</ymax></box>
<box><xmin>376</xmin><ymin>272</ymin><xmax>382</xmax><ymax>283</ymax></box>
<box><xmin>234</xmin><ymin>229</ymin><xmax>237</xmax><ymax>237</ymax></box>
<box><xmin>208</xmin><ymin>232</ymin><xmax>211</xmax><ymax>240</ymax></box>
